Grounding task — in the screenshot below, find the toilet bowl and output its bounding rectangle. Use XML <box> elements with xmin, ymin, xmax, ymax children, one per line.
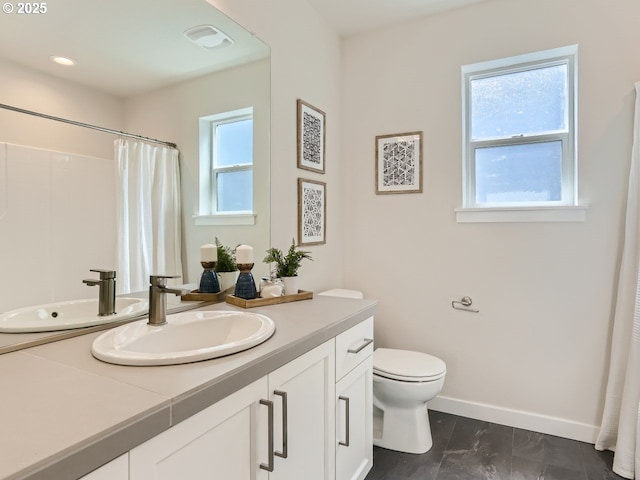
<box><xmin>317</xmin><ymin>289</ymin><xmax>446</xmax><ymax>454</ymax></box>
<box><xmin>373</xmin><ymin>348</ymin><xmax>446</xmax><ymax>454</ymax></box>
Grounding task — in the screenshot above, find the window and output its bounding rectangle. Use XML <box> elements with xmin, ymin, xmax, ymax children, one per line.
<box><xmin>197</xmin><ymin>107</ymin><xmax>255</xmax><ymax>225</ymax></box>
<box><xmin>212</xmin><ymin>115</ymin><xmax>253</xmax><ymax>212</ymax></box>
<box><xmin>459</xmin><ymin>45</ymin><xmax>584</xmax><ymax>222</ymax></box>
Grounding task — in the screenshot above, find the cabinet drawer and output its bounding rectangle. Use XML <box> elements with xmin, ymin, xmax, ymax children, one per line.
<box><xmin>335</xmin><ymin>317</ymin><xmax>374</xmax><ymax>381</ymax></box>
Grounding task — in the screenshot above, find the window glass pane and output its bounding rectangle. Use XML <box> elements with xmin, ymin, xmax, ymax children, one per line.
<box><xmin>215</xmin><ymin>118</ymin><xmax>253</xmax><ymax>167</ymax></box>
<box><xmin>217</xmin><ymin>170</ymin><xmax>253</xmax><ymax>211</ymax></box>
<box><xmin>471</xmin><ymin>64</ymin><xmax>567</xmax><ymax>140</ymax></box>
<box><xmin>475</xmin><ymin>141</ymin><xmax>562</xmax><ymax>204</ymax></box>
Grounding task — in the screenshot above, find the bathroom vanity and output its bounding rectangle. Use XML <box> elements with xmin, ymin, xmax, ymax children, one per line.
<box><xmin>0</xmin><ymin>295</ymin><xmax>375</xmax><ymax>480</ymax></box>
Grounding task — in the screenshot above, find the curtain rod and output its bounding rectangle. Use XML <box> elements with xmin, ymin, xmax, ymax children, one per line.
<box><xmin>0</xmin><ymin>103</ymin><xmax>177</xmax><ymax>149</ymax></box>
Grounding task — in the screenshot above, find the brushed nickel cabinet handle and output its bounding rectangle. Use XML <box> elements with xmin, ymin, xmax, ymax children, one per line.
<box><xmin>259</xmin><ymin>399</ymin><xmax>275</xmax><ymax>472</ymax></box>
<box><xmin>338</xmin><ymin>396</ymin><xmax>350</xmax><ymax>447</ymax></box>
<box><xmin>347</xmin><ymin>338</ymin><xmax>373</xmax><ymax>354</ymax></box>
<box><xmin>274</xmin><ymin>390</ymin><xmax>288</xmax><ymax>459</ymax></box>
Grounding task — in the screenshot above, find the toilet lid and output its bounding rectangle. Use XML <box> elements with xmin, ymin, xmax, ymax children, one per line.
<box><xmin>373</xmin><ymin>348</ymin><xmax>446</xmax><ymax>381</ymax></box>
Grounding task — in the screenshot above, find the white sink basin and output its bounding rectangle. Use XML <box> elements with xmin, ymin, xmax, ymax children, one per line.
<box><xmin>91</xmin><ymin>310</ymin><xmax>276</xmax><ymax>366</ymax></box>
<box><xmin>0</xmin><ymin>298</ymin><xmax>149</xmax><ymax>333</ymax></box>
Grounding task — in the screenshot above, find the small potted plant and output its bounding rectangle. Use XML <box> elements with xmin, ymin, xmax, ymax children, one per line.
<box><xmin>263</xmin><ymin>239</ymin><xmax>313</xmax><ymax>295</ymax></box>
<box><xmin>214</xmin><ymin>237</ymin><xmax>239</xmax><ymax>291</ymax></box>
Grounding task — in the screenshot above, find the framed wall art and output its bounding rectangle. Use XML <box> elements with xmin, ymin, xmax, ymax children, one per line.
<box><xmin>375</xmin><ymin>131</ymin><xmax>423</xmax><ymax>194</ymax></box>
<box><xmin>297</xmin><ymin>99</ymin><xmax>326</xmax><ymax>173</ymax></box>
<box><xmin>298</xmin><ymin>178</ymin><xmax>326</xmax><ymax>246</ymax></box>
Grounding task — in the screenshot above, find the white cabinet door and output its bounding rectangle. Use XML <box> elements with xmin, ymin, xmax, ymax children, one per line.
<box><xmin>129</xmin><ymin>377</ymin><xmax>269</xmax><ymax>480</ymax></box>
<box><xmin>267</xmin><ymin>340</ymin><xmax>335</xmax><ymax>480</ymax></box>
<box><xmin>79</xmin><ymin>454</ymin><xmax>128</xmax><ymax>480</ymax></box>
<box><xmin>336</xmin><ymin>356</ymin><xmax>373</xmax><ymax>480</ymax></box>
<box><xmin>128</xmin><ymin>341</ymin><xmax>336</xmax><ymax>480</ymax></box>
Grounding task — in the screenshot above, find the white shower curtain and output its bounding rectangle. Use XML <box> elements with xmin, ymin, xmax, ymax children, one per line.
<box><xmin>596</xmin><ymin>82</ymin><xmax>640</xmax><ymax>479</ymax></box>
<box><xmin>115</xmin><ymin>139</ymin><xmax>183</xmax><ymax>294</ymax></box>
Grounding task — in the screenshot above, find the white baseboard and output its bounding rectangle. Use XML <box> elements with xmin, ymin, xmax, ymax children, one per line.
<box><xmin>429</xmin><ymin>396</ymin><xmax>600</xmax><ymax>444</ymax></box>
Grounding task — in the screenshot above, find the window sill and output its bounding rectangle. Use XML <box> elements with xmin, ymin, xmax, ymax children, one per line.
<box><xmin>455</xmin><ymin>205</ymin><xmax>587</xmax><ymax>223</ymax></box>
<box><xmin>193</xmin><ymin>213</ymin><xmax>256</xmax><ymax>226</ymax></box>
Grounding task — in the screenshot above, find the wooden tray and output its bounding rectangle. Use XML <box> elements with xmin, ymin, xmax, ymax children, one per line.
<box><xmin>226</xmin><ymin>290</ymin><xmax>313</xmax><ymax>309</ymax></box>
<box><xmin>180</xmin><ymin>289</ymin><xmax>228</xmax><ymax>302</ymax></box>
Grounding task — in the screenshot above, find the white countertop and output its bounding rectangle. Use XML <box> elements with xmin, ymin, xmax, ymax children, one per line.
<box><xmin>0</xmin><ymin>295</ymin><xmax>377</xmax><ymax>480</ymax></box>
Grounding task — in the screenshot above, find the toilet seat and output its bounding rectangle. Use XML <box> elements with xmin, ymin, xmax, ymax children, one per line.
<box><xmin>373</xmin><ymin>348</ymin><xmax>446</xmax><ymax>382</ymax></box>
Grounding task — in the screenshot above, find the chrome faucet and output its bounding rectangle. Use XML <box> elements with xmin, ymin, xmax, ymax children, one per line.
<box><xmin>83</xmin><ymin>269</ymin><xmax>116</xmax><ymax>316</ymax></box>
<box><xmin>148</xmin><ymin>275</ymin><xmax>189</xmax><ymax>326</ymax></box>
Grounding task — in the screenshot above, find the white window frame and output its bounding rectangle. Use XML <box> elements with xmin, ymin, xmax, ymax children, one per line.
<box><xmin>457</xmin><ymin>45</ymin><xmax>586</xmax><ymax>223</ymax></box>
<box><xmin>195</xmin><ymin>107</ymin><xmax>256</xmax><ymax>226</ymax></box>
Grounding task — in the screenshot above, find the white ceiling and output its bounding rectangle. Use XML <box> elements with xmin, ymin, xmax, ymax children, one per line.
<box><xmin>0</xmin><ymin>0</ymin><xmax>269</xmax><ymax>98</ymax></box>
<box><xmin>0</xmin><ymin>0</ymin><xmax>487</xmax><ymax>98</ymax></box>
<box><xmin>306</xmin><ymin>0</ymin><xmax>490</xmax><ymax>36</ymax></box>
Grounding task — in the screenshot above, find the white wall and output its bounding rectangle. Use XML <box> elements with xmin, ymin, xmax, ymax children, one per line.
<box><xmin>208</xmin><ymin>0</ymin><xmax>345</xmax><ymax>293</ymax></box>
<box><xmin>0</xmin><ymin>58</ymin><xmax>123</xmax><ymax>159</ymax></box>
<box><xmin>341</xmin><ymin>0</ymin><xmax>640</xmax><ymax>440</ymax></box>
<box><xmin>123</xmin><ymin>59</ymin><xmax>270</xmax><ymax>284</ymax></box>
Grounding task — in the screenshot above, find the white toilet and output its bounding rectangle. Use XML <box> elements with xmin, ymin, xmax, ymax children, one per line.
<box><xmin>372</xmin><ymin>348</ymin><xmax>446</xmax><ymax>454</ymax></box>
<box><xmin>318</xmin><ymin>289</ymin><xmax>447</xmax><ymax>455</ymax></box>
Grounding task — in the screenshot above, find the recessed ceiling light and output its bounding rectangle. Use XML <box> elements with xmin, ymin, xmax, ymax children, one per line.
<box><xmin>49</xmin><ymin>56</ymin><xmax>77</xmax><ymax>66</ymax></box>
<box><xmin>184</xmin><ymin>25</ymin><xmax>233</xmax><ymax>49</ymax></box>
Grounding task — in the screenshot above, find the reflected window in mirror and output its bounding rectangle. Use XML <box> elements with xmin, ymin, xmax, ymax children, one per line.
<box><xmin>214</xmin><ymin>114</ymin><xmax>253</xmax><ymax>212</ymax></box>
<box><xmin>198</xmin><ymin>107</ymin><xmax>256</xmax><ymax>225</ymax></box>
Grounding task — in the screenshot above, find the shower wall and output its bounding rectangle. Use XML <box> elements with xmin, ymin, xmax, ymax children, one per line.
<box><xmin>0</xmin><ymin>143</ymin><xmax>116</xmax><ymax>313</ymax></box>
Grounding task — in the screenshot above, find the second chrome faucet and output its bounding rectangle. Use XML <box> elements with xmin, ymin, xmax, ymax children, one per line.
<box><xmin>148</xmin><ymin>275</ymin><xmax>189</xmax><ymax>326</ymax></box>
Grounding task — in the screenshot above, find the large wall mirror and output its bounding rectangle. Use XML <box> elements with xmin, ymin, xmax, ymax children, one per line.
<box><xmin>0</xmin><ymin>0</ymin><xmax>270</xmax><ymax>352</ymax></box>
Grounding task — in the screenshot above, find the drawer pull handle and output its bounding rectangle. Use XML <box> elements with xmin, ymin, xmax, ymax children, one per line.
<box><xmin>274</xmin><ymin>390</ymin><xmax>288</xmax><ymax>459</ymax></box>
<box><xmin>259</xmin><ymin>399</ymin><xmax>275</xmax><ymax>472</ymax></box>
<box><xmin>347</xmin><ymin>338</ymin><xmax>373</xmax><ymax>354</ymax></box>
<box><xmin>339</xmin><ymin>396</ymin><xmax>350</xmax><ymax>447</ymax></box>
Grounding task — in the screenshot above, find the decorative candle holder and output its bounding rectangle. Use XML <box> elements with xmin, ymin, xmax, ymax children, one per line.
<box><xmin>234</xmin><ymin>263</ymin><xmax>257</xmax><ymax>300</ymax></box>
<box><xmin>199</xmin><ymin>261</ymin><xmax>221</xmax><ymax>293</ymax></box>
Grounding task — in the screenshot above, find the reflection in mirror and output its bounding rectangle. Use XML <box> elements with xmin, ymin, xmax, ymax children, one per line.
<box><xmin>0</xmin><ymin>0</ymin><xmax>270</xmax><ymax>352</ymax></box>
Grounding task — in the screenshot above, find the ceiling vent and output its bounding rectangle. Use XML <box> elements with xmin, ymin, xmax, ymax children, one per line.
<box><xmin>184</xmin><ymin>25</ymin><xmax>233</xmax><ymax>49</ymax></box>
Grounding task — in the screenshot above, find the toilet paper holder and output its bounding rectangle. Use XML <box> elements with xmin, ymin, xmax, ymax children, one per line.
<box><xmin>452</xmin><ymin>296</ymin><xmax>479</xmax><ymax>313</ymax></box>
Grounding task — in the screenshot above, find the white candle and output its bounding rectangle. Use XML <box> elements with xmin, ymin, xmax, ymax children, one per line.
<box><xmin>201</xmin><ymin>244</ymin><xmax>217</xmax><ymax>262</ymax></box>
<box><xmin>236</xmin><ymin>244</ymin><xmax>254</xmax><ymax>264</ymax></box>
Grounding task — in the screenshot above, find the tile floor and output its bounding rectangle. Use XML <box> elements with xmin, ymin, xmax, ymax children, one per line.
<box><xmin>365</xmin><ymin>411</ymin><xmax>625</xmax><ymax>480</ymax></box>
